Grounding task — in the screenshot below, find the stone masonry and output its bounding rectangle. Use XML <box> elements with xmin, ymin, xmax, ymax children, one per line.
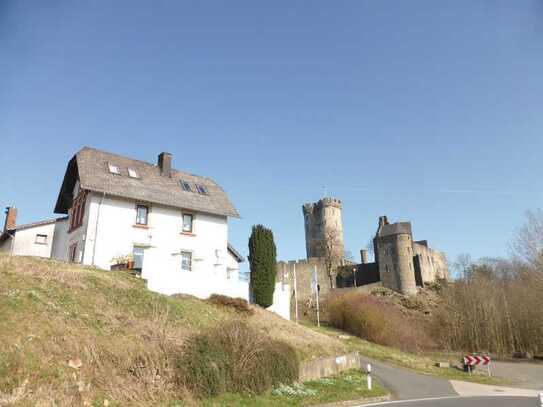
<box><xmin>279</xmin><ymin>197</ymin><xmax>449</xmax><ymax>317</ymax></box>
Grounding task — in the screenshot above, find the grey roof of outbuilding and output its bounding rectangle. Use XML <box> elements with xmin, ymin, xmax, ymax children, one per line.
<box><xmin>14</xmin><ymin>217</ymin><xmax>68</xmax><ymax>231</ymax></box>
<box><xmin>378</xmin><ymin>222</ymin><xmax>412</xmax><ymax>237</ymax></box>
<box><xmin>54</xmin><ymin>147</ymin><xmax>240</xmax><ymax>218</ymax></box>
<box><xmin>227</xmin><ymin>242</ymin><xmax>245</xmax><ymax>263</ymax></box>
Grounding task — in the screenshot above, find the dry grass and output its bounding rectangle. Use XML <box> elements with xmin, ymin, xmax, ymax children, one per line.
<box><xmin>0</xmin><ymin>253</ymin><xmax>346</xmax><ymax>405</ymax></box>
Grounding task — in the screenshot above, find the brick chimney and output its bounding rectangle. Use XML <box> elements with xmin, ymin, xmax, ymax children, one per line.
<box><xmin>157</xmin><ymin>152</ymin><xmax>172</xmax><ymax>177</ymax></box>
<box><xmin>360</xmin><ymin>249</ymin><xmax>368</xmax><ymax>264</ymax></box>
<box><xmin>4</xmin><ymin>207</ymin><xmax>17</xmax><ymax>232</ymax></box>
<box><xmin>378</xmin><ymin>215</ymin><xmax>389</xmax><ymax>227</ymax></box>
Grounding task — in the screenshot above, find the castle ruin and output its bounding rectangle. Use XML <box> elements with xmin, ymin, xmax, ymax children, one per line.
<box><xmin>278</xmin><ymin>197</ymin><xmax>449</xmax><ymax>318</ymax></box>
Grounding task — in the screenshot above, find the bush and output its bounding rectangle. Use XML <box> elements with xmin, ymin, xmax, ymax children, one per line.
<box><xmin>175</xmin><ymin>320</ymin><xmax>298</xmax><ymax>398</ymax></box>
<box><xmin>327</xmin><ymin>291</ymin><xmax>434</xmax><ymax>353</ymax></box>
<box><xmin>248</xmin><ymin>225</ymin><xmax>277</xmax><ymax>308</ymax></box>
<box><xmin>207</xmin><ymin>294</ymin><xmax>254</xmax><ymax>315</ymax></box>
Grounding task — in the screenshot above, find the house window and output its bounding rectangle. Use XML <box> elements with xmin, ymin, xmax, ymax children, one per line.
<box><xmin>385</xmin><ymin>264</ymin><xmax>390</xmax><ymax>273</ymax></box>
<box><xmin>69</xmin><ymin>243</ymin><xmax>78</xmax><ymax>263</ymax></box>
<box><xmin>35</xmin><ymin>234</ymin><xmax>48</xmax><ymax>245</ymax></box>
<box><xmin>181</xmin><ymin>251</ymin><xmax>192</xmax><ymax>271</ymax></box>
<box><xmin>69</xmin><ymin>191</ymin><xmax>86</xmax><ymax>232</ymax></box>
<box><xmin>128</xmin><ymin>168</ymin><xmax>139</xmax><ymax>178</ymax></box>
<box><xmin>133</xmin><ymin>246</ymin><xmax>144</xmax><ymax>270</ymax></box>
<box><xmin>182</xmin><ymin>214</ymin><xmax>193</xmax><ymax>233</ymax></box>
<box><xmin>180</xmin><ymin>180</ymin><xmax>192</xmax><ymax>192</ymax></box>
<box><xmin>136</xmin><ymin>205</ymin><xmax>148</xmax><ymax>225</ymax></box>
<box><xmin>108</xmin><ymin>163</ymin><xmax>120</xmax><ymax>175</ymax></box>
<box><xmin>195</xmin><ymin>184</ymin><xmax>208</xmax><ymax>195</ymax></box>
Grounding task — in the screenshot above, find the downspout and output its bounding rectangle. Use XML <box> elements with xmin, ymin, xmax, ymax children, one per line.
<box><xmin>91</xmin><ymin>192</ymin><xmax>106</xmax><ymax>266</ymax></box>
<box><xmin>8</xmin><ymin>232</ymin><xmax>15</xmax><ymax>256</ymax></box>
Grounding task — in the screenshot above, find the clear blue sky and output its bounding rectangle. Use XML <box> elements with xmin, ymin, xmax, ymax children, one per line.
<box><xmin>1</xmin><ymin>1</ymin><xmax>543</xmax><ymax>267</ymax></box>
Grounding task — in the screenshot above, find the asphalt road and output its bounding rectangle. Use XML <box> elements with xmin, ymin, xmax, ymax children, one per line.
<box><xmin>361</xmin><ymin>396</ymin><xmax>538</xmax><ymax>406</ymax></box>
<box><xmin>491</xmin><ymin>361</ymin><xmax>543</xmax><ymax>390</ymax></box>
<box><xmin>359</xmin><ymin>356</ymin><xmax>457</xmax><ymax>400</ymax></box>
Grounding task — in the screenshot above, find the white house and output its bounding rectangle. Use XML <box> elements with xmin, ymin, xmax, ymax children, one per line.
<box><xmin>47</xmin><ymin>147</ymin><xmax>255</xmax><ymax>299</ymax></box>
<box><xmin>0</xmin><ymin>207</ymin><xmax>68</xmax><ymax>258</ymax></box>
<box><xmin>1</xmin><ymin>147</ymin><xmax>291</xmax><ymax>320</ymax></box>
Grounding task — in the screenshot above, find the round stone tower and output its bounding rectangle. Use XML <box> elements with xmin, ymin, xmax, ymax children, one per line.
<box><xmin>303</xmin><ymin>197</ymin><xmax>344</xmax><ymax>259</ymax></box>
<box><xmin>375</xmin><ymin>216</ymin><xmax>417</xmax><ymax>295</ymax></box>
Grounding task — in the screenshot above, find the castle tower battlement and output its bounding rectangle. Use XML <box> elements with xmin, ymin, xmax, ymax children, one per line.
<box><xmin>374</xmin><ymin>216</ymin><xmax>417</xmax><ymax>295</ymax></box>
<box><xmin>303</xmin><ymin>197</ymin><xmax>344</xmax><ymax>260</ymax></box>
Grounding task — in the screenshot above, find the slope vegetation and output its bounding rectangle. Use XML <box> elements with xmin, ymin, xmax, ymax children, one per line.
<box><xmin>0</xmin><ymin>254</ymin><xmax>345</xmax><ymax>405</ymax></box>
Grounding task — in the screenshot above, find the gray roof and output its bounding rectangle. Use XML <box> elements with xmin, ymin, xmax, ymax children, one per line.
<box><xmin>378</xmin><ymin>221</ymin><xmax>412</xmax><ymax>237</ymax></box>
<box><xmin>54</xmin><ymin>147</ymin><xmax>240</xmax><ymax>218</ymax></box>
<box><xmin>227</xmin><ymin>242</ymin><xmax>245</xmax><ymax>263</ymax></box>
<box><xmin>14</xmin><ymin>217</ymin><xmax>68</xmax><ymax>231</ymax></box>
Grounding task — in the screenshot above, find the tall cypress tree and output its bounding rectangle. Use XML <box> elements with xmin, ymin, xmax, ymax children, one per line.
<box><xmin>248</xmin><ymin>224</ymin><xmax>277</xmax><ymax>308</ymax></box>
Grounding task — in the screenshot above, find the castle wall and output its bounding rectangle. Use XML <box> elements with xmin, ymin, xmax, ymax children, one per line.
<box><xmin>413</xmin><ymin>242</ymin><xmax>449</xmax><ymax>283</ymax></box>
<box><xmin>376</xmin><ymin>233</ymin><xmax>417</xmax><ymax>295</ymax></box>
<box><xmin>277</xmin><ymin>258</ymin><xmax>331</xmax><ymax>320</ymax></box>
<box><xmin>336</xmin><ymin>262</ymin><xmax>380</xmax><ymax>288</ymax></box>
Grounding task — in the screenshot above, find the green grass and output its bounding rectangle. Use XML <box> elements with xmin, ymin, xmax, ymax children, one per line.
<box><xmin>310</xmin><ymin>324</ymin><xmax>509</xmax><ymax>386</ymax></box>
<box><xmin>202</xmin><ymin>369</ymin><xmax>388</xmax><ymax>407</ymax></box>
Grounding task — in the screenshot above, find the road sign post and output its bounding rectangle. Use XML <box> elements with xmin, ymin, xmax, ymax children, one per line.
<box><xmin>463</xmin><ymin>355</ymin><xmax>491</xmax><ymax>376</ymax></box>
<box><xmin>366</xmin><ymin>363</ymin><xmax>372</xmax><ymax>390</ymax></box>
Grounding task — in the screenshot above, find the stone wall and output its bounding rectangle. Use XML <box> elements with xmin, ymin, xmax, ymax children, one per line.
<box><xmin>413</xmin><ymin>242</ymin><xmax>449</xmax><ymax>283</ymax></box>
<box><xmin>277</xmin><ymin>257</ymin><xmax>332</xmax><ymax>320</ymax></box>
<box><xmin>299</xmin><ymin>352</ymin><xmax>362</xmax><ymax>382</ymax></box>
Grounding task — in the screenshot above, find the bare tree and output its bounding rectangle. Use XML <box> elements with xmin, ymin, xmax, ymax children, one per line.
<box><xmin>365</xmin><ymin>238</ymin><xmax>375</xmax><ymax>257</ymax></box>
<box><xmin>319</xmin><ymin>229</ymin><xmax>344</xmax><ymax>289</ymax></box>
<box><xmin>452</xmin><ymin>253</ymin><xmax>472</xmax><ymax>280</ymax></box>
<box><xmin>511</xmin><ymin>209</ymin><xmax>543</xmax><ymax>269</ymax></box>
<box><xmin>343</xmin><ymin>250</ymin><xmax>355</xmax><ymax>263</ymax></box>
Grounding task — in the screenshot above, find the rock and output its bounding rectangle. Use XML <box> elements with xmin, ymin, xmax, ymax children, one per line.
<box><xmin>339</xmin><ymin>335</ymin><xmax>351</xmax><ymax>340</ymax></box>
<box><xmin>68</xmin><ymin>358</ymin><xmax>83</xmax><ymax>369</ymax></box>
<box><xmin>77</xmin><ymin>380</ymin><xmax>85</xmax><ymax>392</ymax></box>
<box><xmin>512</xmin><ymin>351</ymin><xmax>533</xmax><ymax>360</ymax></box>
<box><xmin>104</xmin><ymin>399</ymin><xmax>109</xmax><ymax>406</ymax></box>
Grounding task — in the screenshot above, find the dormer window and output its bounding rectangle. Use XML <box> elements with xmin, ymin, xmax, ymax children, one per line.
<box><xmin>108</xmin><ymin>163</ymin><xmax>120</xmax><ymax>175</ymax></box>
<box><xmin>180</xmin><ymin>180</ymin><xmax>192</xmax><ymax>192</ymax></box>
<box><xmin>128</xmin><ymin>168</ymin><xmax>139</xmax><ymax>178</ymax></box>
<box><xmin>195</xmin><ymin>184</ymin><xmax>208</xmax><ymax>195</ymax></box>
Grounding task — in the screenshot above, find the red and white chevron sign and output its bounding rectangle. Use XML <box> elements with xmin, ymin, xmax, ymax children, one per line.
<box><xmin>463</xmin><ymin>355</ymin><xmax>491</xmax><ymax>366</ymax></box>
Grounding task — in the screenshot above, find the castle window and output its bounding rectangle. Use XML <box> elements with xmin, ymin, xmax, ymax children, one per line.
<box><xmin>385</xmin><ymin>264</ymin><xmax>390</xmax><ymax>273</ymax></box>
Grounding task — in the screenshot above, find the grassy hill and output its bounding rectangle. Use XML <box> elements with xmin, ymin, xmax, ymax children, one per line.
<box><xmin>0</xmin><ymin>254</ymin><xmax>346</xmax><ymax>406</ymax></box>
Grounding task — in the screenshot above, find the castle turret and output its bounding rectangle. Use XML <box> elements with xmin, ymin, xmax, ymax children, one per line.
<box><xmin>374</xmin><ymin>216</ymin><xmax>417</xmax><ymax>295</ymax></box>
<box><xmin>303</xmin><ymin>197</ymin><xmax>344</xmax><ymax>260</ymax></box>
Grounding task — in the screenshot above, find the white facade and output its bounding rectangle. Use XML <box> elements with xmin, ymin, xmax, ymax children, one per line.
<box><xmin>0</xmin><ymin>221</ymin><xmax>66</xmax><ymax>258</ymax></box>
<box><xmin>57</xmin><ymin>191</ymin><xmax>251</xmax><ymax>301</ymax></box>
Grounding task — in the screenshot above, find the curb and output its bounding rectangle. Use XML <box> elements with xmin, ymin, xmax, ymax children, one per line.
<box><xmin>315</xmin><ymin>395</ymin><xmax>391</xmax><ymax>407</ymax></box>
